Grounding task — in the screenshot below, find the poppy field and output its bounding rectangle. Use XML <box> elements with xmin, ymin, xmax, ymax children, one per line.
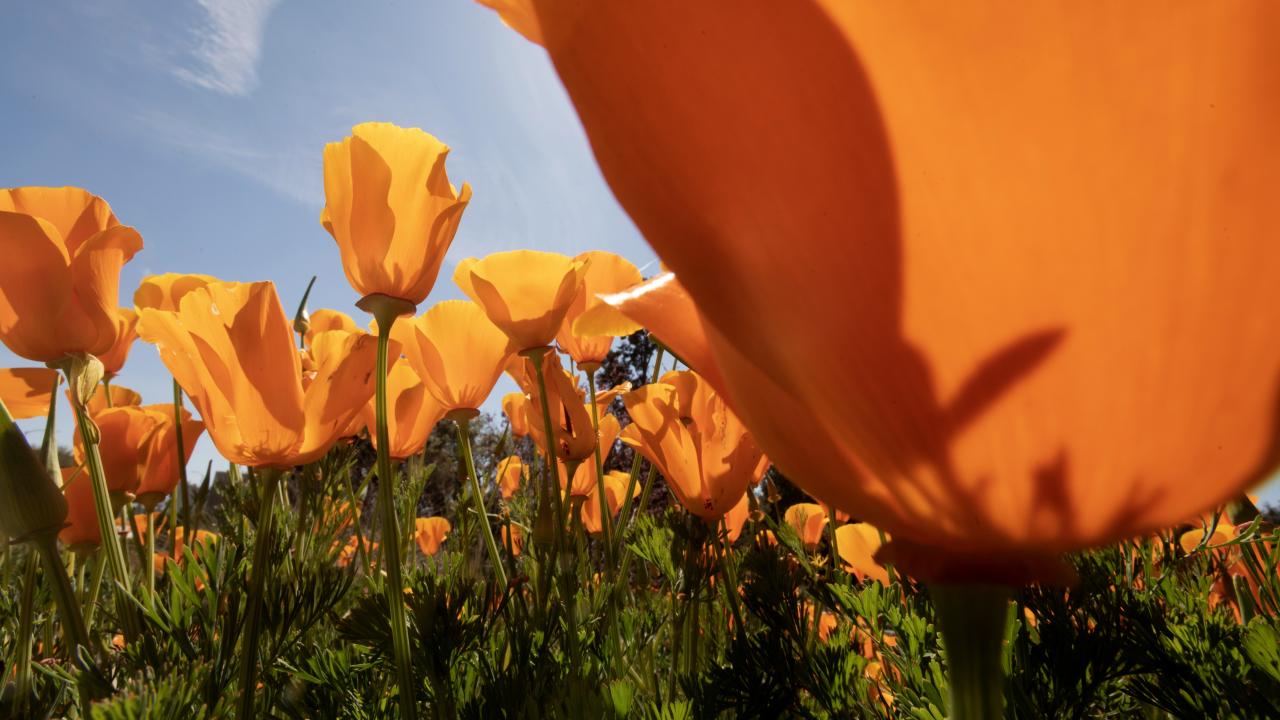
<box><xmin>3</xmin><ymin>3</ymin><xmax>1280</xmax><ymax>718</ymax></box>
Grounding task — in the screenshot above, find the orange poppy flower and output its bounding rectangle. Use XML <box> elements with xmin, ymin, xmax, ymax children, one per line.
<box><xmin>554</xmin><ymin>251</ymin><xmax>642</xmax><ymax>370</ymax></box>
<box><xmin>557</xmin><ymin>414</ymin><xmax>622</xmax><ymax>495</ymax></box>
<box><xmin>502</xmin><ymin>393</ymin><xmax>531</xmax><ymax>439</ymax></box>
<box><xmin>398</xmin><ymin>300</ymin><xmax>512</xmax><ymax>418</ymax></box>
<box><xmin>414</xmin><ymin>516</ymin><xmax>452</xmax><ymax>556</ymax></box>
<box><xmin>134</xmin><ymin>273</ymin><xmax>217</xmax><ymax>313</ymax></box>
<box><xmin>137</xmin><ymin>281</ymin><xmax>382</xmax><ymax>468</ymax></box>
<box><xmin>134</xmin><ymin>405</ymin><xmax>205</xmax><ymax>510</ymax></box>
<box><xmin>496</xmin><ymin>454</ymin><xmax>524</xmax><ymax>499</ymax></box>
<box><xmin>501</xmin><ymin>523</ymin><xmax>524</xmax><ymax>557</ymax></box>
<box><xmin>620</xmin><ymin>370</ymin><xmax>766</xmax><ymax>521</ymax></box>
<box><xmin>359</xmin><ymin>361</ymin><xmax>444</xmax><ymax>460</ymax></box>
<box><xmin>723</xmin><ymin>492</ymin><xmax>750</xmax><ymax>543</ymax></box>
<box><xmin>503</xmin><ymin>355</ymin><xmax>535</xmax><ymax>393</ymax></box>
<box><xmin>304</xmin><ymin>309</ymin><xmax>359</xmax><ymax>348</ymax></box>
<box><xmin>784</xmin><ymin>503</ymin><xmax>829</xmax><ymax>550</ymax></box>
<box><xmin>74</xmin><ymin>405</ymin><xmax>165</xmax><ymax>503</ymax></box>
<box><xmin>486</xmin><ymin>2</ymin><xmax>1280</xmax><ymax>579</ymax></box>
<box><xmin>0</xmin><ymin>367</ymin><xmax>58</xmax><ymax>419</ymax></box>
<box><xmin>523</xmin><ymin>353</ymin><xmax>628</xmax><ymax>463</ymax></box>
<box><xmin>172</xmin><ymin>527</ymin><xmax>219</xmax><ymax>562</ymax></box>
<box><xmin>322</xmin><ymin>122</ymin><xmax>472</xmax><ymax>306</ymax></box>
<box><xmin>82</xmin><ymin>383</ymin><xmax>142</xmax><ymax>415</ymax></box>
<box><xmin>454</xmin><ymin>250</ymin><xmax>588</xmax><ymax>351</ymax></box>
<box><xmin>0</xmin><ymin>187</ymin><xmax>143</xmax><ymax>362</ymax></box>
<box><xmin>98</xmin><ymin>308</ymin><xmax>138</xmax><ymax>379</ymax></box>
<box><xmin>60</xmin><ymin>467</ymin><xmax>98</xmax><ymax>551</ymax></box>
<box><xmin>128</xmin><ymin>512</ymin><xmax>163</xmax><ymax>540</ymax></box>
<box><xmin>835</xmin><ymin>523</ymin><xmax>891</xmax><ymax>586</ymax></box>
<box><xmin>336</xmin><ymin>536</ymin><xmax>375</xmax><ymax>569</ymax></box>
<box><xmin>581</xmin><ymin>470</ymin><xmax>637</xmax><ymax>535</ymax></box>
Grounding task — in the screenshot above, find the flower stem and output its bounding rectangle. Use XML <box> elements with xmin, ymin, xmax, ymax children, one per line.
<box><xmin>237</xmin><ymin>468</ymin><xmax>282</xmax><ymax>720</ymax></box>
<box><xmin>71</xmin><ymin>398</ymin><xmax>140</xmax><ymax>642</ymax></box>
<box><xmin>456</xmin><ymin>418</ymin><xmax>508</xmax><ymax>588</ymax></box>
<box><xmin>34</xmin><ymin>537</ymin><xmax>94</xmax><ymax>662</ymax></box>
<box><xmin>83</xmin><ymin>550</ymin><xmax>105</xmax><ymax>635</ymax></box>
<box><xmin>930</xmin><ymin>584</ymin><xmax>1011</xmax><ymax>720</ymax></box>
<box><xmin>145</xmin><ymin>511</ymin><xmax>156</xmax><ymax>606</ymax></box>
<box><xmin>585</xmin><ymin>372</ymin><xmax>613</xmax><ymax>557</ymax></box>
<box><xmin>527</xmin><ymin>348</ymin><xmax>566</xmax><ymax>552</ymax></box>
<box><xmin>173</xmin><ymin>379</ymin><xmax>192</xmax><ymax>542</ymax></box>
<box><xmin>12</xmin><ymin>548</ymin><xmax>38</xmax><ymax>712</ymax></box>
<box><xmin>373</xmin><ymin>316</ymin><xmax>418</xmax><ymax>720</ymax></box>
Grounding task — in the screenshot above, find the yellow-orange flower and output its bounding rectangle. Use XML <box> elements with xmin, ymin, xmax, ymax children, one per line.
<box><xmin>581</xmin><ymin>470</ymin><xmax>637</xmax><ymax>535</ymax></box>
<box><xmin>621</xmin><ymin>370</ymin><xmax>766</xmax><ymax>521</ymax></box>
<box><xmin>784</xmin><ymin>503</ymin><xmax>829</xmax><ymax>550</ymax></box>
<box><xmin>360</xmin><ymin>361</ymin><xmax>444</xmax><ymax>460</ymax></box>
<box><xmin>414</xmin><ymin>516</ymin><xmax>451</xmax><ymax>556</ymax></box>
<box><xmin>398</xmin><ymin>300</ymin><xmax>512</xmax><ymax>418</ymax></box>
<box><xmin>83</xmin><ymin>383</ymin><xmax>142</xmax><ymax>415</ymax></box>
<box><xmin>496</xmin><ymin>454</ymin><xmax>524</xmax><ymax>499</ymax></box>
<box><xmin>98</xmin><ymin>308</ymin><xmax>138</xmax><ymax>379</ymax></box>
<box><xmin>487</xmin><ymin>2</ymin><xmax>1280</xmax><ymax>579</ymax></box>
<box><xmin>60</xmin><ymin>467</ymin><xmax>98</xmax><ymax>551</ymax></box>
<box><xmin>558</xmin><ymin>415</ymin><xmax>622</xmax><ymax>495</ymax></box>
<box><xmin>501</xmin><ymin>523</ymin><xmax>524</xmax><ymax>557</ymax></box>
<box><xmin>172</xmin><ymin>527</ymin><xmax>219</xmax><ymax>562</ymax></box>
<box><xmin>502</xmin><ymin>392</ymin><xmax>531</xmax><ymax>438</ymax></box>
<box><xmin>523</xmin><ymin>352</ymin><xmax>627</xmax><ymax>463</ymax></box>
<box><xmin>134</xmin><ymin>273</ymin><xmax>217</xmax><ymax>312</ymax></box>
<box><xmin>835</xmin><ymin>524</ymin><xmax>891</xmax><ymax>586</ymax></box>
<box><xmin>0</xmin><ymin>368</ymin><xmax>58</xmax><ymax>419</ymax></box>
<box><xmin>0</xmin><ymin>187</ymin><xmax>143</xmax><ymax>362</ymax></box>
<box><xmin>723</xmin><ymin>493</ymin><xmax>750</xmax><ymax>543</ymax></box>
<box><xmin>304</xmin><ymin>309</ymin><xmax>359</xmax><ymax>348</ymax></box>
<box><xmin>322</xmin><ymin>122</ymin><xmax>472</xmax><ymax>306</ymax></box>
<box><xmin>137</xmin><ymin>281</ymin><xmax>382</xmax><ymax>468</ymax></box>
<box><xmin>555</xmin><ymin>251</ymin><xmax>642</xmax><ymax>369</ymax></box>
<box><xmin>74</xmin><ymin>405</ymin><xmax>164</xmax><ymax>503</ymax></box>
<box><xmin>454</xmin><ymin>250</ymin><xmax>588</xmax><ymax>351</ymax></box>
<box><xmin>134</xmin><ymin>405</ymin><xmax>205</xmax><ymax>510</ymax></box>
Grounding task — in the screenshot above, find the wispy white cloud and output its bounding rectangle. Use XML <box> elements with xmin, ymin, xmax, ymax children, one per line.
<box><xmin>174</xmin><ymin>0</ymin><xmax>282</xmax><ymax>96</ymax></box>
<box><xmin>135</xmin><ymin>109</ymin><xmax>316</xmax><ymax>205</ymax></box>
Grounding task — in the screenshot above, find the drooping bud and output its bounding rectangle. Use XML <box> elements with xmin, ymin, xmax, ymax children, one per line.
<box><xmin>293</xmin><ymin>276</ymin><xmax>317</xmax><ymax>339</ymax></box>
<box><xmin>0</xmin><ymin>398</ymin><xmax>68</xmax><ymax>542</ymax></box>
<box><xmin>47</xmin><ymin>353</ymin><xmax>104</xmax><ymax>411</ymax></box>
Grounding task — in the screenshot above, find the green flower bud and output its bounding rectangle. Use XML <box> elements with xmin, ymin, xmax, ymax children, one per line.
<box><xmin>0</xmin><ymin>398</ymin><xmax>67</xmax><ymax>542</ymax></box>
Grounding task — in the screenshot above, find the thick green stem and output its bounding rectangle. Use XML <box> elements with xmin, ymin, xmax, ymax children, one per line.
<box><xmin>931</xmin><ymin>584</ymin><xmax>1011</xmax><ymax>720</ymax></box>
<box><xmin>237</xmin><ymin>469</ymin><xmax>282</xmax><ymax>720</ymax></box>
<box><xmin>372</xmin><ymin>315</ymin><xmax>419</xmax><ymax>720</ymax></box>
<box><xmin>145</xmin><ymin>512</ymin><xmax>156</xmax><ymax>606</ymax></box>
<box><xmin>825</xmin><ymin>504</ymin><xmax>842</xmax><ymax>579</ymax></box>
<box><xmin>12</xmin><ymin>549</ymin><xmax>38</xmax><ymax>711</ymax></box>
<box><xmin>527</xmin><ymin>349</ymin><xmax>567</xmax><ymax>552</ymax></box>
<box><xmin>71</xmin><ymin>399</ymin><xmax>140</xmax><ymax>642</ymax></box>
<box><xmin>173</xmin><ymin>380</ymin><xmax>192</xmax><ymax>542</ymax></box>
<box><xmin>456</xmin><ymin>419</ymin><xmax>508</xmax><ymax>588</ymax></box>
<box><xmin>83</xmin><ymin>550</ymin><xmax>105</xmax><ymax>635</ymax></box>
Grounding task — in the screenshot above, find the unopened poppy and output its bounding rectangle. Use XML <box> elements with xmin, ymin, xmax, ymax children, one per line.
<box><xmin>502</xmin><ymin>393</ymin><xmax>531</xmax><ymax>438</ymax></box>
<box><xmin>60</xmin><ymin>467</ymin><xmax>98</xmax><ymax>551</ymax></box>
<box><xmin>322</xmin><ymin>122</ymin><xmax>472</xmax><ymax>306</ymax></box>
<box><xmin>74</xmin><ymin>405</ymin><xmax>164</xmax><ymax>504</ymax></box>
<box><xmin>581</xmin><ymin>470</ymin><xmax>637</xmax><ymax>535</ymax></box>
<box><xmin>454</xmin><ymin>250</ymin><xmax>588</xmax><ymax>351</ymax></box>
<box><xmin>784</xmin><ymin>503</ymin><xmax>829</xmax><ymax>550</ymax></box>
<box><xmin>835</xmin><ymin>523</ymin><xmax>891</xmax><ymax>586</ymax></box>
<box><xmin>0</xmin><ymin>187</ymin><xmax>142</xmax><ymax>362</ymax></box>
<box><xmin>134</xmin><ymin>405</ymin><xmax>205</xmax><ymax>510</ymax></box>
<box><xmin>304</xmin><ymin>309</ymin><xmax>359</xmax><ymax>348</ymax></box>
<box><xmin>482</xmin><ymin>1</ymin><xmax>1280</xmax><ymax>577</ymax></box>
<box><xmin>523</xmin><ymin>352</ymin><xmax>627</xmax><ymax>463</ymax></box>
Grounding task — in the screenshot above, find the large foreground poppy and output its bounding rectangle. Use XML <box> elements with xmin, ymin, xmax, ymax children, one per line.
<box><xmin>480</xmin><ymin>1</ymin><xmax>1280</xmax><ymax>577</ymax></box>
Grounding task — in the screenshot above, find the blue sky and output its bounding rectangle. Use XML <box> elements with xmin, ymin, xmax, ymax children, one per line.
<box><xmin>0</xmin><ymin>0</ymin><xmax>655</xmax><ymax>482</ymax></box>
<box><xmin>3</xmin><ymin>1</ymin><xmax>1277</xmax><ymax>507</ymax></box>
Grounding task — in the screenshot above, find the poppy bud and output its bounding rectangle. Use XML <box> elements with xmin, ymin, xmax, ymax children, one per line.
<box><xmin>0</xmin><ymin>399</ymin><xmax>68</xmax><ymax>542</ymax></box>
<box><xmin>48</xmin><ymin>352</ymin><xmax>104</xmax><ymax>412</ymax></box>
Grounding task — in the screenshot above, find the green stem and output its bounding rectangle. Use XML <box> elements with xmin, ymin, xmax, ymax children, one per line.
<box><xmin>145</xmin><ymin>511</ymin><xmax>156</xmax><ymax>606</ymax></box>
<box><xmin>237</xmin><ymin>468</ymin><xmax>282</xmax><ymax>720</ymax></box>
<box><xmin>527</xmin><ymin>349</ymin><xmax>567</xmax><ymax>553</ymax></box>
<box><xmin>71</xmin><ymin>399</ymin><xmax>140</xmax><ymax>642</ymax></box>
<box><xmin>373</xmin><ymin>317</ymin><xmax>418</xmax><ymax>720</ymax></box>
<box><xmin>825</xmin><ymin>504</ymin><xmax>841</xmax><ymax>579</ymax></box>
<box><xmin>456</xmin><ymin>418</ymin><xmax>508</xmax><ymax>588</ymax></box>
<box><xmin>35</xmin><ymin>538</ymin><xmax>93</xmax><ymax>662</ymax></box>
<box><xmin>13</xmin><ymin>549</ymin><xmax>38</xmax><ymax>712</ymax></box>
<box><xmin>585</xmin><ymin>373</ymin><xmax>613</xmax><ymax>558</ymax></box>
<box><xmin>343</xmin><ymin>474</ymin><xmax>372</xmax><ymax>577</ymax></box>
<box><xmin>610</xmin><ymin>345</ymin><xmax>664</xmax><ymax>551</ymax></box>
<box><xmin>83</xmin><ymin>550</ymin><xmax>105</xmax><ymax>635</ymax></box>
<box><xmin>931</xmin><ymin>584</ymin><xmax>1011</xmax><ymax>720</ymax></box>
<box><xmin>173</xmin><ymin>380</ymin><xmax>192</xmax><ymax>543</ymax></box>
<box><xmin>711</xmin><ymin>525</ymin><xmax>744</xmax><ymax>633</ymax></box>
